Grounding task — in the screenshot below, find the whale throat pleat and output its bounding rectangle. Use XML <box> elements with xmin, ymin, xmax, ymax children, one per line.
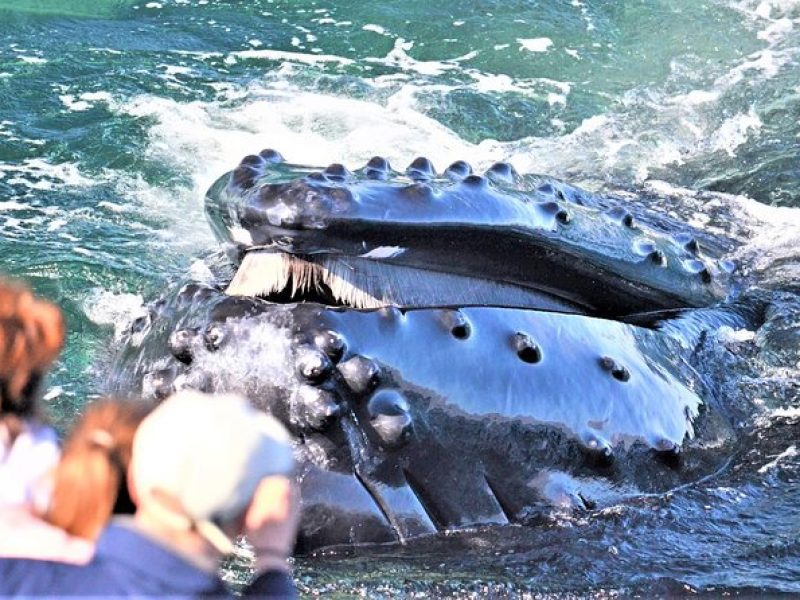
<box><xmin>226</xmin><ymin>249</ymin><xmax>582</xmax><ymax>313</ymax></box>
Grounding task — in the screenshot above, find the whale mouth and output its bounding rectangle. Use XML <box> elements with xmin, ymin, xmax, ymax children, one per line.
<box><xmin>207</xmin><ymin>150</ymin><xmax>733</xmax><ymax>319</ymax></box>
<box><xmin>226</xmin><ymin>248</ymin><xmax>585</xmax><ymax>313</ymax></box>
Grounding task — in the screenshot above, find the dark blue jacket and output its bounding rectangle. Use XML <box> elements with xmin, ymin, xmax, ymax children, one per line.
<box><xmin>0</xmin><ymin>521</ymin><xmax>296</xmax><ymax>597</ymax></box>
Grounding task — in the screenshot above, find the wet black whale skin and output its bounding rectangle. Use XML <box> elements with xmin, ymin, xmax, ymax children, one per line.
<box><xmin>114</xmin><ymin>151</ymin><xmax>751</xmax><ymax>552</ymax></box>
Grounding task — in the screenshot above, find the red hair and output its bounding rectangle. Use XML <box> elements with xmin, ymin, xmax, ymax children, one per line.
<box><xmin>45</xmin><ymin>399</ymin><xmax>153</xmax><ymax>540</ymax></box>
<box><xmin>0</xmin><ymin>279</ymin><xmax>65</xmax><ymax>440</ymax></box>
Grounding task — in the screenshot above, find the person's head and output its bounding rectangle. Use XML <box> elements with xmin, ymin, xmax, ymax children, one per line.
<box><xmin>129</xmin><ymin>390</ymin><xmax>295</xmax><ymax>557</ymax></box>
<box><xmin>44</xmin><ymin>399</ymin><xmax>154</xmax><ymax>540</ymax></box>
<box><xmin>0</xmin><ymin>279</ymin><xmax>65</xmax><ymax>433</ymax></box>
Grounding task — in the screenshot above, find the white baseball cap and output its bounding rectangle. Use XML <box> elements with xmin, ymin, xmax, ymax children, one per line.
<box><xmin>131</xmin><ymin>390</ymin><xmax>294</xmax><ymax>554</ymax></box>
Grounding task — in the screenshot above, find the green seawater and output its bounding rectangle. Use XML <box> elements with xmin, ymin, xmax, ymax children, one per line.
<box><xmin>1</xmin><ymin>0</ymin><xmax>799</xmax><ymax>595</ymax></box>
<box><xmin>0</xmin><ymin>0</ymin><xmax>128</xmax><ymax>17</ymax></box>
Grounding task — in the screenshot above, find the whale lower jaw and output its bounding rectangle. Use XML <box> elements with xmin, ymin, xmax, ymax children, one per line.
<box><xmin>118</xmin><ymin>285</ymin><xmax>734</xmax><ymax>553</ymax></box>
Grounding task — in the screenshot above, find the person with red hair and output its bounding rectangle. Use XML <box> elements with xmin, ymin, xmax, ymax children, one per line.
<box><xmin>44</xmin><ymin>398</ymin><xmax>153</xmax><ymax>541</ymax></box>
<box><xmin>0</xmin><ymin>278</ymin><xmax>64</xmax><ymax>509</ymax></box>
<box><xmin>0</xmin><ymin>278</ymin><xmax>92</xmax><ymax>563</ymax></box>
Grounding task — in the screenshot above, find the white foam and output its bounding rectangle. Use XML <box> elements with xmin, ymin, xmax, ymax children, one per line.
<box><xmin>758</xmin><ymin>445</ymin><xmax>798</xmax><ymax>473</ymax></box>
<box><xmin>468</xmin><ymin>72</ymin><xmax>571</xmax><ymax>102</ymax></box>
<box><xmin>112</xmin><ymin>65</ymin><xmax>766</xmax><ymax>200</ymax></box>
<box><xmin>229</xmin><ymin>226</ymin><xmax>253</xmax><ymax>246</ymax></box>
<box><xmin>89</xmin><ymin>47</ymin><xmax>123</xmax><ymax>55</ymax></box>
<box><xmin>667</xmin><ymin>89</ymin><xmax>720</xmax><ymax>106</ymax></box>
<box><xmin>106</xmin><ymin>171</ymin><xmax>216</xmax><ymax>255</ymax></box>
<box><xmin>59</xmin><ymin>95</ymin><xmax>91</xmax><ymax>112</ymax></box>
<box><xmin>0</xmin><ymin>201</ymin><xmax>28</xmax><ymax>211</ymax></box>
<box><xmin>366</xmin><ymin>38</ymin><xmax>477</xmax><ymax>77</ymax></box>
<box><xmin>709</xmin><ymin>109</ymin><xmax>763</xmax><ymax>156</ymax></box>
<box><xmin>732</xmin><ymin>204</ymin><xmax>800</xmax><ymax>285</ymax></box>
<box><xmin>84</xmin><ymin>289</ymin><xmax>147</xmax><ymax>341</ymax></box>
<box><xmin>46</xmin><ymin>218</ymin><xmax>67</xmax><ymax>232</ymax></box>
<box><xmin>82</xmin><ymin>91</ymin><xmax>113</xmax><ymax>103</ymax></box>
<box><xmin>769</xmin><ymin>406</ymin><xmax>800</xmax><ymax>421</ymax></box>
<box><xmin>42</xmin><ymin>387</ymin><xmax>63</xmax><ymax>401</ymax></box>
<box><xmin>469</xmin><ymin>72</ymin><xmax>519</xmax><ymax>94</ymax></box>
<box><xmin>96</xmin><ymin>201</ymin><xmax>128</xmax><ymax>213</ymax></box>
<box><xmin>173</xmin><ymin>49</ymin><xmax>223</xmax><ymax>61</ymax></box>
<box><xmin>717</xmin><ymin>327</ymin><xmax>757</xmax><ymax>343</ymax></box>
<box><xmin>0</xmin><ymin>159</ymin><xmax>96</xmax><ymax>191</ymax></box>
<box><xmin>188</xmin><ymin>258</ymin><xmax>216</xmax><ymax>284</ymax></box>
<box><xmin>231</xmin><ymin>49</ymin><xmax>354</xmax><ymax>66</ymax></box>
<box><xmin>362</xmin><ymin>24</ymin><xmax>387</xmax><ymax>35</ymax></box>
<box><xmin>716</xmin><ymin>49</ymin><xmax>789</xmax><ymax>88</ymax></box>
<box><xmin>757</xmin><ymin>17</ymin><xmax>794</xmax><ymax>42</ymax></box>
<box><xmin>116</xmin><ymin>84</ymin><xmax>481</xmax><ymax>181</ymax></box>
<box><xmin>517</xmin><ymin>38</ymin><xmax>554</xmax><ymax>53</ymax></box>
<box><xmin>730</xmin><ymin>0</ymin><xmax>800</xmax><ymax>43</ymax></box>
<box><xmin>571</xmin><ymin>0</ymin><xmax>597</xmax><ymax>31</ymax></box>
<box><xmin>491</xmin><ymin>44</ymin><xmax>790</xmax><ymax>183</ymax></box>
<box><xmin>163</xmin><ymin>65</ymin><xmax>194</xmax><ymax>76</ymax></box>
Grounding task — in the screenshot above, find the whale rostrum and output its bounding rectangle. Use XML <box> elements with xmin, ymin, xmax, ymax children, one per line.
<box><xmin>208</xmin><ymin>151</ymin><xmax>734</xmax><ymax>318</ymax></box>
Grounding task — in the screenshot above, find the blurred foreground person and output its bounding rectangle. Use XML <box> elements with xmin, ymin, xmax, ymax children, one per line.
<box><xmin>0</xmin><ymin>278</ymin><xmax>93</xmax><ymax>563</ymax></box>
<box><xmin>45</xmin><ymin>399</ymin><xmax>153</xmax><ymax>540</ymax></box>
<box><xmin>1</xmin><ymin>398</ymin><xmax>151</xmax><ymax>562</ymax></box>
<box><xmin>0</xmin><ymin>279</ymin><xmax>63</xmax><ymax>508</ymax></box>
<box><xmin>0</xmin><ymin>391</ymin><xmax>299</xmax><ymax>598</ymax></box>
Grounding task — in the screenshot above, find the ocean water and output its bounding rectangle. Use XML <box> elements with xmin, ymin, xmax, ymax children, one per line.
<box><xmin>1</xmin><ymin>0</ymin><xmax>799</xmax><ymax>596</ymax></box>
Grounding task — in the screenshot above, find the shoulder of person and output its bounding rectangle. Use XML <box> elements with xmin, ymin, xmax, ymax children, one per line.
<box><xmin>0</xmin><ymin>556</ymin><xmax>83</xmax><ymax>595</ymax></box>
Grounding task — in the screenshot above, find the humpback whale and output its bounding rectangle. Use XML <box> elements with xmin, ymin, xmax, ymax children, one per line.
<box><xmin>112</xmin><ymin>149</ymin><xmax>771</xmax><ymax>553</ymax></box>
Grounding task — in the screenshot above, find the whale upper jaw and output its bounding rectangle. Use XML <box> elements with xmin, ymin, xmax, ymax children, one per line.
<box><xmin>206</xmin><ymin>150</ymin><xmax>734</xmax><ymax>318</ymax></box>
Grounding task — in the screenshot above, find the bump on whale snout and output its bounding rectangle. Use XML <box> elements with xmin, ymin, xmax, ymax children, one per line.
<box><xmin>366</xmin><ymin>389</ymin><xmax>414</xmax><ymax>449</ymax></box>
<box><xmin>406</xmin><ymin>156</ymin><xmax>436</xmax><ymax>181</ymax></box>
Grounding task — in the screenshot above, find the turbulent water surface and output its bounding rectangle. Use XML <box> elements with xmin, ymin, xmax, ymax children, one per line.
<box><xmin>1</xmin><ymin>0</ymin><xmax>799</xmax><ymax>596</ymax></box>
